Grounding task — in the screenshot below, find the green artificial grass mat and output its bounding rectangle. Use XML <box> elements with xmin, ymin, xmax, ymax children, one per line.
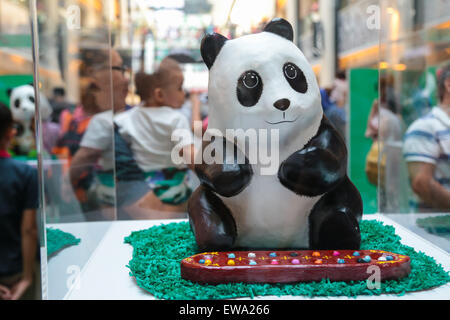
<box><xmin>124</xmin><ymin>220</ymin><xmax>450</xmax><ymax>299</ymax></box>
<box><xmin>46</xmin><ymin>228</ymin><xmax>81</xmax><ymax>257</ymax></box>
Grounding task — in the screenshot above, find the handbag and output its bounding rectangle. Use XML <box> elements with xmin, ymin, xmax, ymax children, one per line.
<box><xmin>365</xmin><ymin>140</ymin><xmax>386</xmax><ymax>186</ymax></box>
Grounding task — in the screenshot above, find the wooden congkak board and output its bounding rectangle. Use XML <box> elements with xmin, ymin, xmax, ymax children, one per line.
<box><xmin>180</xmin><ymin>250</ymin><xmax>411</xmax><ymax>284</ymax></box>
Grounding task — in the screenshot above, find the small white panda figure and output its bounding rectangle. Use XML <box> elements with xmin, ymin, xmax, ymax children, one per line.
<box><xmin>188</xmin><ymin>18</ymin><xmax>363</xmax><ymax>251</ymax></box>
<box><xmin>7</xmin><ymin>84</ymin><xmax>52</xmax><ymax>155</ymax></box>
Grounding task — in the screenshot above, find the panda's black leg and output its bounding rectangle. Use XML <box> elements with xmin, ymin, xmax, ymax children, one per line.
<box><xmin>188</xmin><ymin>185</ymin><xmax>237</xmax><ymax>251</ymax></box>
<box><xmin>309</xmin><ymin>176</ymin><xmax>363</xmax><ymax>250</ymax></box>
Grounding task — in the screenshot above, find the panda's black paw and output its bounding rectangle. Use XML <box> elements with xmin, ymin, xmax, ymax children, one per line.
<box><xmin>196</xmin><ymin>163</ymin><xmax>253</xmax><ymax>197</ymax></box>
<box><xmin>278</xmin><ymin>148</ymin><xmax>344</xmax><ymax>197</ymax></box>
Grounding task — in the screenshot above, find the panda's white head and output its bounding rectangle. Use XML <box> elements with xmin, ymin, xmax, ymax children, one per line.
<box><xmin>8</xmin><ymin>84</ymin><xmax>52</xmax><ymax>123</ymax></box>
<box><xmin>202</xmin><ymin>18</ymin><xmax>322</xmax><ymax>136</ymax></box>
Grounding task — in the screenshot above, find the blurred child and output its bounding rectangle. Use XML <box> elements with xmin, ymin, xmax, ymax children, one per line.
<box><xmin>0</xmin><ymin>103</ymin><xmax>39</xmax><ymax>300</ymax></box>
<box><xmin>115</xmin><ymin>58</ymin><xmax>196</xmax><ymax>211</ymax></box>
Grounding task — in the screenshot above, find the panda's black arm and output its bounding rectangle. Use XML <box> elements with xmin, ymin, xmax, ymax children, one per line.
<box><xmin>195</xmin><ymin>138</ymin><xmax>253</xmax><ymax>197</ymax></box>
<box><xmin>278</xmin><ymin>116</ymin><xmax>347</xmax><ymax>197</ymax></box>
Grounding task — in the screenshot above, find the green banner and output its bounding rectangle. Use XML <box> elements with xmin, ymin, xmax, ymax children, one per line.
<box><xmin>0</xmin><ymin>74</ymin><xmax>34</xmax><ymax>106</ymax></box>
<box><xmin>348</xmin><ymin>68</ymin><xmax>378</xmax><ymax>214</ymax></box>
<box><xmin>0</xmin><ymin>34</ymin><xmax>31</xmax><ymax>48</ymax></box>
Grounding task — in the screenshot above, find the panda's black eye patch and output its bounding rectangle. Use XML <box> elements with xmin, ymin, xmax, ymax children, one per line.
<box><xmin>283</xmin><ymin>62</ymin><xmax>307</xmax><ymax>93</ymax></box>
<box><xmin>14</xmin><ymin>99</ymin><xmax>20</xmax><ymax>108</ymax></box>
<box><xmin>28</xmin><ymin>95</ymin><xmax>35</xmax><ymax>103</ymax></box>
<box><xmin>237</xmin><ymin>70</ymin><xmax>263</xmax><ymax>107</ymax></box>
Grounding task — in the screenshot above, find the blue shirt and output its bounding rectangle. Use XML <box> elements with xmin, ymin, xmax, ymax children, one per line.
<box><xmin>0</xmin><ymin>155</ymin><xmax>39</xmax><ymax>276</ymax></box>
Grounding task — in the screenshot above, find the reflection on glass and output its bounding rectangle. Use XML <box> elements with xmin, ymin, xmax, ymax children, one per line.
<box><xmin>403</xmin><ymin>66</ymin><xmax>450</xmax><ymax>212</ymax></box>
<box><xmin>378</xmin><ymin>0</ymin><xmax>450</xmax><ymax>252</ymax></box>
<box><xmin>29</xmin><ymin>0</ymin><xmax>211</xmax><ymax>299</ymax></box>
<box><xmin>68</xmin><ymin>48</ymin><xmax>126</xmax><ymax>221</ymax></box>
<box><xmin>24</xmin><ymin>0</ymin><xmax>450</xmax><ymax>300</ymax></box>
<box><xmin>31</xmin><ymin>0</ymin><xmax>120</xmax><ymax>299</ymax></box>
<box><xmin>114</xmin><ymin>57</ymin><xmax>198</xmax><ymax>220</ymax></box>
<box><xmin>370</xmin><ymin>73</ymin><xmax>405</xmax><ymax>212</ymax></box>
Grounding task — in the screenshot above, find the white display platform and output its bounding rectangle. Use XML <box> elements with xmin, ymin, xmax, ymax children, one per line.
<box><xmin>45</xmin><ymin>221</ymin><xmax>113</xmax><ymax>299</ymax></box>
<box><xmin>44</xmin><ymin>214</ymin><xmax>450</xmax><ymax>300</ymax></box>
<box><xmin>384</xmin><ymin>213</ymin><xmax>450</xmax><ymax>253</ymax></box>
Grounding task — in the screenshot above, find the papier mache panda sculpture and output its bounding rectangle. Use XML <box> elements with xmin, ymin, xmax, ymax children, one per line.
<box><xmin>7</xmin><ymin>84</ymin><xmax>52</xmax><ymax>155</ymax></box>
<box><xmin>188</xmin><ymin>18</ymin><xmax>363</xmax><ymax>251</ymax></box>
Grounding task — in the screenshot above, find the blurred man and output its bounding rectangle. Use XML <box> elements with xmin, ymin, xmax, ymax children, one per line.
<box><xmin>403</xmin><ymin>66</ymin><xmax>450</xmax><ymax>212</ymax></box>
<box><xmin>49</xmin><ymin>87</ymin><xmax>75</xmax><ymax>123</ymax></box>
<box><xmin>69</xmin><ymin>49</ymin><xmax>130</xmax><ymax>219</ymax></box>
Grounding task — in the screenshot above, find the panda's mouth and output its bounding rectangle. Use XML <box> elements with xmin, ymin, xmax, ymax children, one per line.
<box><xmin>264</xmin><ymin>113</ymin><xmax>299</xmax><ymax>125</ymax></box>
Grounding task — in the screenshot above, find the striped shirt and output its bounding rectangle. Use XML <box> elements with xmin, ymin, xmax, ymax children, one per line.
<box><xmin>403</xmin><ymin>106</ymin><xmax>450</xmax><ymax>208</ymax></box>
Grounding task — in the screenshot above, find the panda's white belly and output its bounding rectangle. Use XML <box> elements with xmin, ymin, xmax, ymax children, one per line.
<box><xmin>214</xmin><ymin>112</ymin><xmax>323</xmax><ymax>249</ymax></box>
<box><xmin>219</xmin><ymin>169</ymin><xmax>321</xmax><ymax>249</ymax></box>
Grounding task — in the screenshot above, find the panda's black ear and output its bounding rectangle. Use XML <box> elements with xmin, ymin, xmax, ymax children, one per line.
<box><xmin>201</xmin><ymin>33</ymin><xmax>228</xmax><ymax>69</ymax></box>
<box><xmin>6</xmin><ymin>88</ymin><xmax>12</xmax><ymax>98</ymax></box>
<box><xmin>263</xmin><ymin>18</ymin><xmax>293</xmax><ymax>42</ymax></box>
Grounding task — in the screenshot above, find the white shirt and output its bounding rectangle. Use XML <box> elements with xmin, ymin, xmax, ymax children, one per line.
<box><xmin>115</xmin><ymin>106</ymin><xmax>194</xmax><ymax>172</ymax></box>
<box><xmin>80</xmin><ymin>110</ymin><xmax>115</xmax><ymax>171</ymax></box>
<box><xmin>403</xmin><ymin>106</ymin><xmax>450</xmax><ymax>192</ymax></box>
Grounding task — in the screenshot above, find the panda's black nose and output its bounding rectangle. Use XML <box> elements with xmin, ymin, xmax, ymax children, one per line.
<box><xmin>273</xmin><ymin>98</ymin><xmax>290</xmax><ymax>111</ymax></box>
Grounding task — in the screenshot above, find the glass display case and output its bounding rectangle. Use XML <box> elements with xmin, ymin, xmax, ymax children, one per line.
<box><xmin>22</xmin><ymin>0</ymin><xmax>450</xmax><ymax>301</ymax></box>
<box><xmin>30</xmin><ymin>0</ymin><xmax>208</xmax><ymax>300</ymax></box>
<box><xmin>31</xmin><ymin>0</ymin><xmax>117</xmax><ymax>299</ymax></box>
<box><xmin>377</xmin><ymin>0</ymin><xmax>450</xmax><ymax>252</ymax></box>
